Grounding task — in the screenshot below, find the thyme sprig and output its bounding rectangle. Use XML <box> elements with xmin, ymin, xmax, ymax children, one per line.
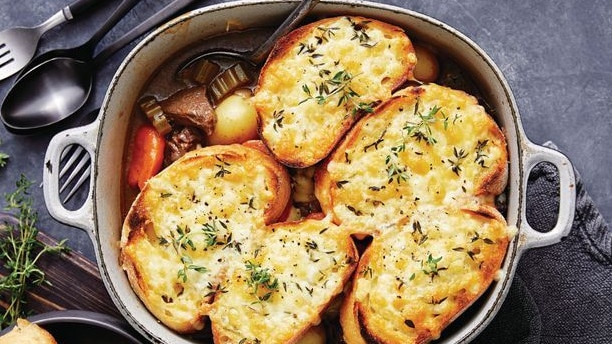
<box><xmin>245</xmin><ymin>261</ymin><xmax>279</xmax><ymax>303</ymax></box>
<box><xmin>422</xmin><ymin>254</ymin><xmax>446</xmax><ymax>281</ymax></box>
<box><xmin>300</xmin><ymin>70</ymin><xmax>374</xmax><ymax>115</ymax></box>
<box><xmin>214</xmin><ymin>156</ymin><xmax>231</xmax><ymax>178</ymax></box>
<box><xmin>448</xmin><ymin>147</ymin><xmax>469</xmax><ymax>176</ymax></box>
<box><xmin>474</xmin><ymin>140</ymin><xmax>490</xmax><ymax>168</ymax></box>
<box><xmin>0</xmin><ymin>139</ymin><xmax>8</xmax><ymax>168</ymax></box>
<box><xmin>404</xmin><ymin>101</ymin><xmax>441</xmax><ymax>145</ymax></box>
<box><xmin>0</xmin><ymin>175</ymin><xmax>69</xmax><ymax>328</ymax></box>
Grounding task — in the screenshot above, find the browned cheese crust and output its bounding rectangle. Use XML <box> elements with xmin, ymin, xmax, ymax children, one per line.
<box><xmin>253</xmin><ymin>16</ymin><xmax>416</xmax><ymax>168</ymax></box>
<box><xmin>120</xmin><ymin>143</ymin><xmax>357</xmax><ymax>342</ymax></box>
<box><xmin>314</xmin><ymin>84</ymin><xmax>510</xmax><ymax>343</ymax></box>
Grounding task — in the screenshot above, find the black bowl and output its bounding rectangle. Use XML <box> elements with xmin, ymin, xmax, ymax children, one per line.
<box><xmin>1</xmin><ymin>310</ymin><xmax>145</xmax><ymax>343</ymax></box>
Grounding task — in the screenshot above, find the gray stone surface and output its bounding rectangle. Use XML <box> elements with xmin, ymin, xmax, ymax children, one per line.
<box><xmin>1</xmin><ymin>0</ymin><xmax>610</xmax><ymax>263</ymax></box>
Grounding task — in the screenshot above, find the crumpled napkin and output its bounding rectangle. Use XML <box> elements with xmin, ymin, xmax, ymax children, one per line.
<box><xmin>473</xmin><ymin>142</ymin><xmax>612</xmax><ymax>343</ymax></box>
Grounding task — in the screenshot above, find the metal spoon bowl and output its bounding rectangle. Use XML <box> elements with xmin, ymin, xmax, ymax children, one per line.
<box><xmin>178</xmin><ymin>0</ymin><xmax>319</xmax><ymax>73</ymax></box>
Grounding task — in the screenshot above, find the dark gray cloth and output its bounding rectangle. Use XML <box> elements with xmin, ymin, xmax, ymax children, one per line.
<box><xmin>474</xmin><ymin>143</ymin><xmax>612</xmax><ymax>343</ymax></box>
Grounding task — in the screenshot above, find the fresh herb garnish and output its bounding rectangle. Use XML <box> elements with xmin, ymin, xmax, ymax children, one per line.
<box><xmin>300</xmin><ymin>70</ymin><xmax>373</xmax><ymax>115</ymax></box>
<box><xmin>474</xmin><ymin>140</ymin><xmax>489</xmax><ymax>168</ymax></box>
<box><xmin>422</xmin><ymin>254</ymin><xmax>446</xmax><ymax>281</ymax></box>
<box><xmin>0</xmin><ymin>175</ymin><xmax>69</xmax><ymax>328</ymax></box>
<box><xmin>404</xmin><ymin>100</ymin><xmax>441</xmax><ymax>145</ymax></box>
<box><xmin>177</xmin><ymin>255</ymin><xmax>208</xmax><ymax>283</ymax></box>
<box><xmin>245</xmin><ymin>261</ymin><xmax>279</xmax><ymax>302</ymax></box>
<box><xmin>448</xmin><ymin>147</ymin><xmax>469</xmax><ymax>176</ymax></box>
<box><xmin>214</xmin><ymin>156</ymin><xmax>231</xmax><ymax>178</ymax></box>
<box><xmin>0</xmin><ymin>139</ymin><xmax>8</xmax><ymax>168</ymax></box>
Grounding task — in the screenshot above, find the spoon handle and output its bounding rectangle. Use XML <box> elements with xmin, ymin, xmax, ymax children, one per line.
<box><xmin>67</xmin><ymin>0</ymin><xmax>103</xmax><ymax>18</ymax></box>
<box><xmin>93</xmin><ymin>0</ymin><xmax>197</xmax><ymax>65</ymax></box>
<box><xmin>82</xmin><ymin>0</ymin><xmax>141</xmax><ymax>55</ymax></box>
<box><xmin>249</xmin><ymin>0</ymin><xmax>320</xmax><ymax>65</ymax></box>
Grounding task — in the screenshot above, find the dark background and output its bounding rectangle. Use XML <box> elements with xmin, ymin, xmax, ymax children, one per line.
<box><xmin>1</xmin><ymin>0</ymin><xmax>610</xmax><ymax>262</ymax></box>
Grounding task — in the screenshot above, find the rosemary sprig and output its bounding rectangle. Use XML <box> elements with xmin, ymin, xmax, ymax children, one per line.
<box><xmin>0</xmin><ymin>175</ymin><xmax>69</xmax><ymax>328</ymax></box>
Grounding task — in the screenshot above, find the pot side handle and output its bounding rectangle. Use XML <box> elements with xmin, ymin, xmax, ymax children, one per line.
<box><xmin>43</xmin><ymin>122</ymin><xmax>99</xmax><ymax>238</ymax></box>
<box><xmin>519</xmin><ymin>141</ymin><xmax>576</xmax><ymax>250</ymax></box>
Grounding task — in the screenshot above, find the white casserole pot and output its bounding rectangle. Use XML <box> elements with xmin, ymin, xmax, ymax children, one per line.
<box><xmin>43</xmin><ymin>1</ymin><xmax>576</xmax><ymax>343</ymax></box>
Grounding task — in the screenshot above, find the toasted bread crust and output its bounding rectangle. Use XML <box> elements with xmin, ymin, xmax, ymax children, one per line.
<box><xmin>254</xmin><ymin>16</ymin><xmax>416</xmax><ymax>167</ymax></box>
<box><xmin>0</xmin><ymin>319</ymin><xmax>57</xmax><ymax>344</ymax></box>
<box><xmin>344</xmin><ymin>207</ymin><xmax>509</xmax><ymax>344</ymax></box>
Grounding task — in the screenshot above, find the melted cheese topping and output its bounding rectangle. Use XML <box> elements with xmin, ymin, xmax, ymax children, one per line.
<box><xmin>354</xmin><ymin>207</ymin><xmax>508</xmax><ymax>342</ymax></box>
<box><xmin>210</xmin><ymin>217</ymin><xmax>356</xmax><ymax>343</ymax></box>
<box><xmin>319</xmin><ymin>84</ymin><xmax>507</xmax><ymax>233</ymax></box>
<box><xmin>254</xmin><ymin>16</ymin><xmax>416</xmax><ymax>167</ymax></box>
<box><xmin>315</xmin><ymin>84</ymin><xmax>510</xmax><ymax>343</ymax></box>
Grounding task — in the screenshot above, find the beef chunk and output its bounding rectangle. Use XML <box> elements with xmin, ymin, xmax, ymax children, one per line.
<box><xmin>160</xmin><ymin>86</ymin><xmax>216</xmax><ymax>136</ymax></box>
<box><xmin>164</xmin><ymin>126</ymin><xmax>205</xmax><ymax>165</ymax></box>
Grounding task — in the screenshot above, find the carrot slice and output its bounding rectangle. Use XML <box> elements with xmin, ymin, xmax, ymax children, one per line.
<box><xmin>127</xmin><ymin>124</ymin><xmax>166</xmax><ymax>190</ymax></box>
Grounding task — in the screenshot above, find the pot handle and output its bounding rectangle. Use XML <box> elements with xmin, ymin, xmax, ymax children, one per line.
<box><xmin>43</xmin><ymin>122</ymin><xmax>99</xmax><ymax>238</ymax></box>
<box><xmin>519</xmin><ymin>141</ymin><xmax>576</xmax><ymax>250</ymax></box>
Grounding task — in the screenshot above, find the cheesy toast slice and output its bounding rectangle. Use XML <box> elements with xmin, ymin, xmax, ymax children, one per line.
<box><xmin>253</xmin><ymin>16</ymin><xmax>416</xmax><ymax>167</ymax></box>
<box><xmin>315</xmin><ymin>83</ymin><xmax>508</xmax><ymax>236</ymax></box>
<box><xmin>121</xmin><ymin>143</ymin><xmax>291</xmax><ymax>332</ymax></box>
<box><xmin>209</xmin><ymin>216</ymin><xmax>357</xmax><ymax>344</ymax></box>
<box><xmin>341</xmin><ymin>206</ymin><xmax>510</xmax><ymax>343</ymax></box>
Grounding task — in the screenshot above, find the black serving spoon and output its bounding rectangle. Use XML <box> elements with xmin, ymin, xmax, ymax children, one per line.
<box><xmin>0</xmin><ymin>0</ymin><xmax>141</xmax><ymax>134</ymax></box>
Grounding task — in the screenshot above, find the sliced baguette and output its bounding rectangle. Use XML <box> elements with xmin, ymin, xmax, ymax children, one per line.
<box><xmin>0</xmin><ymin>319</ymin><xmax>57</xmax><ymax>344</ymax></box>
<box><xmin>315</xmin><ymin>83</ymin><xmax>508</xmax><ymax>235</ymax></box>
<box><xmin>209</xmin><ymin>216</ymin><xmax>357</xmax><ymax>344</ymax></box>
<box><xmin>253</xmin><ymin>16</ymin><xmax>416</xmax><ymax>167</ymax></box>
<box><xmin>341</xmin><ymin>206</ymin><xmax>510</xmax><ymax>343</ymax></box>
<box><xmin>314</xmin><ymin>83</ymin><xmax>510</xmax><ymax>343</ymax></box>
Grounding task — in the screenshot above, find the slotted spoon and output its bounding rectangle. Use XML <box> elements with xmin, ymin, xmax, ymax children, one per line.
<box><xmin>0</xmin><ymin>0</ymin><xmax>100</xmax><ymax>81</ymax></box>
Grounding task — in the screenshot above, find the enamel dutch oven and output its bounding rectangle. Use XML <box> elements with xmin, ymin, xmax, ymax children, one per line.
<box><xmin>43</xmin><ymin>1</ymin><xmax>576</xmax><ymax>343</ymax></box>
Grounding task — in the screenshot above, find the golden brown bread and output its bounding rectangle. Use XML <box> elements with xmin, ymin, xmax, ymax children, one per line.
<box><xmin>315</xmin><ymin>83</ymin><xmax>508</xmax><ymax>235</ymax></box>
<box><xmin>340</xmin><ymin>207</ymin><xmax>509</xmax><ymax>343</ymax></box>
<box><xmin>209</xmin><ymin>216</ymin><xmax>357</xmax><ymax>344</ymax></box>
<box><xmin>120</xmin><ymin>143</ymin><xmax>357</xmax><ymax>342</ymax></box>
<box><xmin>314</xmin><ymin>83</ymin><xmax>510</xmax><ymax>343</ymax></box>
<box><xmin>253</xmin><ymin>16</ymin><xmax>416</xmax><ymax>168</ymax></box>
<box><xmin>0</xmin><ymin>319</ymin><xmax>57</xmax><ymax>344</ymax></box>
